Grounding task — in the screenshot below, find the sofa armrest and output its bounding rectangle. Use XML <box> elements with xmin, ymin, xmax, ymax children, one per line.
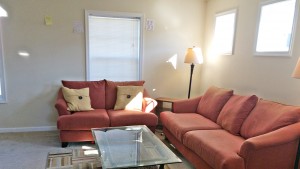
<box><xmin>55</xmin><ymin>88</ymin><xmax>71</xmax><ymax>116</ymax></box>
<box><xmin>239</xmin><ymin>123</ymin><xmax>300</xmax><ymax>169</ymax></box>
<box><xmin>142</xmin><ymin>97</ymin><xmax>157</xmax><ymax>113</ymax></box>
<box><xmin>172</xmin><ymin>96</ymin><xmax>201</xmax><ymax>113</ymax></box>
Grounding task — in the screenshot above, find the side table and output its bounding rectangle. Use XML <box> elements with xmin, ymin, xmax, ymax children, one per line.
<box><xmin>155</xmin><ymin>97</ymin><xmax>178</xmax><ymax>129</ymax></box>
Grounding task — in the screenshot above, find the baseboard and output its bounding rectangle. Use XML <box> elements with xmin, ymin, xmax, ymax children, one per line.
<box><xmin>0</xmin><ymin>126</ymin><xmax>57</xmax><ymax>133</ymax></box>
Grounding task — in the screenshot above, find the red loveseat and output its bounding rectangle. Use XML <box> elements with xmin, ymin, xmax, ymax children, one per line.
<box><xmin>55</xmin><ymin>80</ymin><xmax>158</xmax><ymax>147</ymax></box>
<box><xmin>161</xmin><ymin>86</ymin><xmax>300</xmax><ymax>169</ymax></box>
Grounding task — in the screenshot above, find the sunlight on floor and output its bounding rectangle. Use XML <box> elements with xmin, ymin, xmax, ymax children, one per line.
<box><xmin>81</xmin><ymin>145</ymin><xmax>99</xmax><ymax>155</ymax></box>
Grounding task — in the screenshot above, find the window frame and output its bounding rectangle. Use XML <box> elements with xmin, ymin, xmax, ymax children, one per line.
<box><xmin>254</xmin><ymin>0</ymin><xmax>299</xmax><ymax>56</ymax></box>
<box><xmin>0</xmin><ymin>19</ymin><xmax>7</xmax><ymax>103</ymax></box>
<box><xmin>85</xmin><ymin>10</ymin><xmax>144</xmax><ymax>81</ymax></box>
<box><xmin>213</xmin><ymin>9</ymin><xmax>238</xmax><ymax>55</ymax></box>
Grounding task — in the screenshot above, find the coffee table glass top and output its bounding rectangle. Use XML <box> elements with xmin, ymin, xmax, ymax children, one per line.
<box><xmin>92</xmin><ymin>125</ymin><xmax>182</xmax><ymax>169</ymax></box>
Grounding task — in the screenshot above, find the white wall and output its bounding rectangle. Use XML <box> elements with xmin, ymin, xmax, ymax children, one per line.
<box><xmin>0</xmin><ymin>0</ymin><xmax>206</xmax><ymax>130</ymax></box>
<box><xmin>202</xmin><ymin>0</ymin><xmax>300</xmax><ymax>106</ymax></box>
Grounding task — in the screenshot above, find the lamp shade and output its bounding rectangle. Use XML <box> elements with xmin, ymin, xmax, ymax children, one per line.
<box><xmin>184</xmin><ymin>47</ymin><xmax>203</xmax><ymax>64</ymax></box>
<box><xmin>292</xmin><ymin>57</ymin><xmax>300</xmax><ymax>78</ymax></box>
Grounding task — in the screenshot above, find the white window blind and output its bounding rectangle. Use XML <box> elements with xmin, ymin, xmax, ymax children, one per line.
<box><xmin>255</xmin><ymin>0</ymin><xmax>298</xmax><ymax>56</ymax></box>
<box><xmin>0</xmin><ymin>20</ymin><xmax>6</xmax><ymax>103</ymax></box>
<box><xmin>213</xmin><ymin>9</ymin><xmax>237</xmax><ymax>55</ymax></box>
<box><xmin>86</xmin><ymin>11</ymin><xmax>142</xmax><ymax>81</ymax></box>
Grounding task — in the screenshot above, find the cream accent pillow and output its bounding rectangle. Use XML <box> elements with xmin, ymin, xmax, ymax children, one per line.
<box><xmin>114</xmin><ymin>86</ymin><xmax>144</xmax><ymax>111</ymax></box>
<box><xmin>61</xmin><ymin>86</ymin><xmax>94</xmax><ymax>111</ymax></box>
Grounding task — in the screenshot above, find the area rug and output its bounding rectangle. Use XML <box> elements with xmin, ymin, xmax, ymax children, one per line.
<box><xmin>46</xmin><ymin>148</ymin><xmax>101</xmax><ymax>169</ymax></box>
<box><xmin>46</xmin><ymin>147</ymin><xmax>161</xmax><ymax>169</ymax></box>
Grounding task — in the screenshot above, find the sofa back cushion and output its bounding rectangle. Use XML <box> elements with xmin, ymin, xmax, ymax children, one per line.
<box><xmin>217</xmin><ymin>95</ymin><xmax>258</xmax><ymax>135</ymax></box>
<box><xmin>240</xmin><ymin>99</ymin><xmax>300</xmax><ymax>139</ymax></box>
<box><xmin>105</xmin><ymin>80</ymin><xmax>145</xmax><ymax>109</ymax></box>
<box><xmin>197</xmin><ymin>86</ymin><xmax>233</xmax><ymax>122</ymax></box>
<box><xmin>62</xmin><ymin>80</ymin><xmax>106</xmax><ymax>109</ymax></box>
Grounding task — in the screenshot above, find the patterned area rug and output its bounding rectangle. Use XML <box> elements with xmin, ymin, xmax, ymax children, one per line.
<box><xmin>46</xmin><ymin>148</ymin><xmax>100</xmax><ymax>169</ymax></box>
<box><xmin>46</xmin><ymin>147</ymin><xmax>160</xmax><ymax>169</ymax></box>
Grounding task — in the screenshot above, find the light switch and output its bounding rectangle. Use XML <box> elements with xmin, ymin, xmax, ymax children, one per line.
<box><xmin>146</xmin><ymin>19</ymin><xmax>155</xmax><ymax>31</ymax></box>
<box><xmin>73</xmin><ymin>21</ymin><xmax>84</xmax><ymax>33</ymax></box>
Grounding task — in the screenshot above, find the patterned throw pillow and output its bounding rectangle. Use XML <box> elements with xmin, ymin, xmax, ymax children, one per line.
<box><xmin>114</xmin><ymin>86</ymin><xmax>144</xmax><ymax>111</ymax></box>
<box><xmin>61</xmin><ymin>86</ymin><xmax>94</xmax><ymax>111</ymax></box>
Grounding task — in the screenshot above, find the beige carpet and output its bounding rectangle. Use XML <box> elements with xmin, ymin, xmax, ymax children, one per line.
<box><xmin>0</xmin><ymin>130</ymin><xmax>194</xmax><ymax>169</ymax></box>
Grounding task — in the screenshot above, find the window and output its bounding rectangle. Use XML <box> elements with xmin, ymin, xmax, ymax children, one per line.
<box><xmin>213</xmin><ymin>9</ymin><xmax>237</xmax><ymax>55</ymax></box>
<box><xmin>0</xmin><ymin>20</ymin><xmax>6</xmax><ymax>103</ymax></box>
<box><xmin>85</xmin><ymin>11</ymin><xmax>143</xmax><ymax>81</ymax></box>
<box><xmin>255</xmin><ymin>0</ymin><xmax>298</xmax><ymax>56</ymax></box>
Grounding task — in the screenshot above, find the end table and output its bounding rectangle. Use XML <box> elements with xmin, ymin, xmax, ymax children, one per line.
<box><xmin>155</xmin><ymin>97</ymin><xmax>178</xmax><ymax>129</ymax></box>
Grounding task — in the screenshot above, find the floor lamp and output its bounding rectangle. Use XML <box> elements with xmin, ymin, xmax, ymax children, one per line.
<box><xmin>184</xmin><ymin>47</ymin><xmax>203</xmax><ymax>99</ymax></box>
<box><xmin>292</xmin><ymin>57</ymin><xmax>300</xmax><ymax>169</ymax></box>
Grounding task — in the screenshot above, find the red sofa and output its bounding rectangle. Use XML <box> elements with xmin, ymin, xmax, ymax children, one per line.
<box><xmin>55</xmin><ymin>80</ymin><xmax>158</xmax><ymax>147</ymax></box>
<box><xmin>161</xmin><ymin>86</ymin><xmax>300</xmax><ymax>169</ymax></box>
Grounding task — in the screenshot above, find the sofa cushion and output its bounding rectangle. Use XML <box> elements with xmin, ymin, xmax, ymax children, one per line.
<box><xmin>217</xmin><ymin>95</ymin><xmax>258</xmax><ymax>135</ymax></box>
<box><xmin>107</xmin><ymin>109</ymin><xmax>158</xmax><ymax>127</ymax></box>
<box><xmin>105</xmin><ymin>80</ymin><xmax>145</xmax><ymax>110</ymax></box>
<box><xmin>62</xmin><ymin>80</ymin><xmax>106</xmax><ymax>109</ymax></box>
<box><xmin>61</xmin><ymin>87</ymin><xmax>93</xmax><ymax>111</ymax></box>
<box><xmin>160</xmin><ymin>112</ymin><xmax>221</xmax><ymax>142</ymax></box>
<box><xmin>57</xmin><ymin>109</ymin><xmax>110</xmax><ymax>130</ymax></box>
<box><xmin>183</xmin><ymin>130</ymin><xmax>245</xmax><ymax>169</ymax></box>
<box><xmin>197</xmin><ymin>86</ymin><xmax>233</xmax><ymax>122</ymax></box>
<box><xmin>114</xmin><ymin>86</ymin><xmax>144</xmax><ymax>111</ymax></box>
<box><xmin>240</xmin><ymin>99</ymin><xmax>300</xmax><ymax>139</ymax></box>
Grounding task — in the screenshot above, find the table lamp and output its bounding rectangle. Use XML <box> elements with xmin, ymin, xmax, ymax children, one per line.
<box><xmin>292</xmin><ymin>57</ymin><xmax>300</xmax><ymax>78</ymax></box>
<box><xmin>184</xmin><ymin>47</ymin><xmax>203</xmax><ymax>99</ymax></box>
<box><xmin>291</xmin><ymin>57</ymin><xmax>300</xmax><ymax>169</ymax></box>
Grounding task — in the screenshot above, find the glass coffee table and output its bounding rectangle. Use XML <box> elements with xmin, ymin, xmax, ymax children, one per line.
<box><xmin>92</xmin><ymin>125</ymin><xmax>182</xmax><ymax>169</ymax></box>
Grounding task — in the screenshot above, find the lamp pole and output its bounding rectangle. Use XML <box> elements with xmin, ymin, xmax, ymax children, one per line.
<box><xmin>184</xmin><ymin>47</ymin><xmax>203</xmax><ymax>99</ymax></box>
<box><xmin>188</xmin><ymin>63</ymin><xmax>195</xmax><ymax>99</ymax></box>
